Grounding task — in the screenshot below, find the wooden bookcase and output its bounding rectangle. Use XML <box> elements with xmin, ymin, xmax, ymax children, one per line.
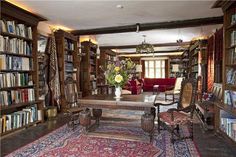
<box><xmin>169</xmin><ymin>57</ymin><xmax>183</xmax><ymax>78</ymax></box>
<box><xmin>80</xmin><ymin>41</ymin><xmax>98</xmax><ymax>97</ymax></box>
<box><xmin>188</xmin><ymin>40</ymin><xmax>208</xmax><ymax>100</ymax></box>
<box><xmin>97</xmin><ymin>49</ymin><xmax>116</xmax><ymax>85</ymax></box>
<box><xmin>0</xmin><ymin>1</ymin><xmax>46</xmax><ymax>136</ymax></box>
<box><xmin>213</xmin><ymin>1</ymin><xmax>236</xmax><ymax>144</ymax></box>
<box><xmin>54</xmin><ymin>30</ymin><xmax>80</xmax><ymax>111</ymax></box>
<box><xmin>181</xmin><ymin>50</ymin><xmax>190</xmax><ymax>78</ymax></box>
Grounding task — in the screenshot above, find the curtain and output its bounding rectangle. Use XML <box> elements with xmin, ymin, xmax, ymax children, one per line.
<box><xmin>45</xmin><ymin>34</ymin><xmax>61</xmax><ymax>109</ymax></box>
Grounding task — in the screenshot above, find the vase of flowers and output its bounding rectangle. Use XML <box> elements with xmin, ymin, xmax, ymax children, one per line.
<box><xmin>104</xmin><ymin>58</ymin><xmax>135</xmax><ymax>98</ymax></box>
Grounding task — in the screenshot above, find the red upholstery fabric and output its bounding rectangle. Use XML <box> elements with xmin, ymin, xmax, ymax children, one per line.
<box><xmin>128</xmin><ymin>80</ymin><xmax>142</xmax><ymax>95</ymax></box>
<box><xmin>143</xmin><ymin>78</ymin><xmax>176</xmax><ymax>92</ymax></box>
<box><xmin>159</xmin><ymin>111</ymin><xmax>191</xmax><ymax>126</ymax></box>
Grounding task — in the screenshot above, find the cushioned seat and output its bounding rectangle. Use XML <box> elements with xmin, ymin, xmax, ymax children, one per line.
<box><xmin>159</xmin><ymin>111</ymin><xmax>191</xmax><ymax>126</ymax></box>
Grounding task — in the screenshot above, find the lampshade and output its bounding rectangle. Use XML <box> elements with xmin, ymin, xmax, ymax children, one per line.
<box><xmin>172</xmin><ymin>64</ymin><xmax>179</xmax><ymax>72</ymax></box>
<box><xmin>136</xmin><ymin>64</ymin><xmax>142</xmax><ymax>72</ymax></box>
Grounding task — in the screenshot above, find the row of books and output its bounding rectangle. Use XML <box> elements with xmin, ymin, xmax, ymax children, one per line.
<box><xmin>105</xmin><ymin>55</ymin><xmax>116</xmax><ymax>61</ymax></box>
<box><xmin>0</xmin><ymin>105</ymin><xmax>38</xmax><ymax>133</ymax></box>
<box><xmin>224</xmin><ymin>90</ymin><xmax>236</xmax><ymax>108</ymax></box>
<box><xmin>230</xmin><ymin>31</ymin><xmax>236</xmax><ymax>47</ymax></box>
<box><xmin>0</xmin><ymin>20</ymin><xmax>32</xmax><ymax>39</ymax></box>
<box><xmin>65</xmin><ymin>54</ymin><xmax>73</xmax><ymax>62</ymax></box>
<box><xmin>226</xmin><ymin>68</ymin><xmax>236</xmax><ymax>85</ymax></box>
<box><xmin>231</xmin><ymin>13</ymin><xmax>236</xmax><ymax>25</ymax></box>
<box><xmin>65</xmin><ymin>62</ymin><xmax>73</xmax><ymax>72</ymax></box>
<box><xmin>227</xmin><ymin>47</ymin><xmax>236</xmax><ymax>64</ymax></box>
<box><xmin>0</xmin><ymin>55</ymin><xmax>32</xmax><ymax>70</ymax></box>
<box><xmin>64</xmin><ymin>39</ymin><xmax>74</xmax><ymax>51</ymax></box>
<box><xmin>0</xmin><ymin>89</ymin><xmax>35</xmax><ymax>106</ymax></box>
<box><xmin>0</xmin><ymin>73</ymin><xmax>33</xmax><ymax>88</ymax></box>
<box><xmin>221</xmin><ymin>117</ymin><xmax>236</xmax><ymax>142</ymax></box>
<box><xmin>0</xmin><ymin>35</ymin><xmax>32</xmax><ymax>55</ymax></box>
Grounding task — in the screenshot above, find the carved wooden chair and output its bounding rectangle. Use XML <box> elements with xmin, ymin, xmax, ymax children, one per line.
<box><xmin>64</xmin><ymin>77</ymin><xmax>83</xmax><ymax>130</ymax></box>
<box><xmin>165</xmin><ymin>77</ymin><xmax>183</xmax><ymax>102</ymax></box>
<box><xmin>155</xmin><ymin>78</ymin><xmax>197</xmax><ymax>143</ymax></box>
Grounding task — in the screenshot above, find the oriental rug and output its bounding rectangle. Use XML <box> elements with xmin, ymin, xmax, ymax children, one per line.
<box><xmin>6</xmin><ymin>123</ymin><xmax>200</xmax><ymax>157</ymax></box>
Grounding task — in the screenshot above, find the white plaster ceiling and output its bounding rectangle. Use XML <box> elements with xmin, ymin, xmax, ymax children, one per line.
<box><xmin>13</xmin><ymin>0</ymin><xmax>223</xmax><ymax>54</ymax></box>
<box><xmin>19</xmin><ymin>0</ymin><xmax>222</xmax><ymax>30</ymax></box>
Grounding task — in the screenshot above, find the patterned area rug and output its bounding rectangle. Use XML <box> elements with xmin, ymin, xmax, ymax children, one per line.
<box><xmin>6</xmin><ymin>123</ymin><xmax>200</xmax><ymax>157</ymax></box>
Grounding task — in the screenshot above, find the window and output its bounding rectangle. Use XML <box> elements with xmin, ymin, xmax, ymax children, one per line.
<box><xmin>145</xmin><ymin>60</ymin><xmax>165</xmax><ymax>78</ymax></box>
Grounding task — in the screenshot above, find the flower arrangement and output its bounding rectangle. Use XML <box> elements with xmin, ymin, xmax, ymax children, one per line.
<box><xmin>104</xmin><ymin>58</ymin><xmax>136</xmax><ymax>88</ymax></box>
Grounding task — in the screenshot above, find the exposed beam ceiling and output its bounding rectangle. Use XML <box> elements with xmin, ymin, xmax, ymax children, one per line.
<box><xmin>72</xmin><ymin>16</ymin><xmax>223</xmax><ymax>35</ymax></box>
<box><xmin>100</xmin><ymin>41</ymin><xmax>190</xmax><ymax>49</ymax></box>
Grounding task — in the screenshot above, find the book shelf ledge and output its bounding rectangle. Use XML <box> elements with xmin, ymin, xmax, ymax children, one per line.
<box><xmin>227</xmin><ymin>45</ymin><xmax>236</xmax><ymax>49</ymax></box>
<box><xmin>225</xmin><ymin>64</ymin><xmax>236</xmax><ymax>67</ymax></box>
<box><xmin>0</xmin><ymin>100</ymin><xmax>41</xmax><ymax>111</ymax></box>
<box><xmin>225</xmin><ymin>84</ymin><xmax>236</xmax><ymax>90</ymax></box>
<box><xmin>0</xmin><ymin>52</ymin><xmax>33</xmax><ymax>58</ymax></box>
<box><xmin>64</xmin><ymin>48</ymin><xmax>75</xmax><ymax>52</ymax></box>
<box><xmin>0</xmin><ymin>85</ymin><xmax>35</xmax><ymax>91</ymax></box>
<box><xmin>1</xmin><ymin>32</ymin><xmax>33</xmax><ymax>41</ymax></box>
<box><xmin>226</xmin><ymin>22</ymin><xmax>236</xmax><ymax>30</ymax></box>
<box><xmin>0</xmin><ymin>120</ymin><xmax>41</xmax><ymax>137</ymax></box>
<box><xmin>0</xmin><ymin>70</ymin><xmax>34</xmax><ymax>73</ymax></box>
<box><xmin>216</xmin><ymin>103</ymin><xmax>236</xmax><ymax>117</ymax></box>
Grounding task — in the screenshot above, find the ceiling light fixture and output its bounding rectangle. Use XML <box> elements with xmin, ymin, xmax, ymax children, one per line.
<box><xmin>116</xmin><ymin>4</ymin><xmax>124</xmax><ymax>9</ymax></box>
<box><xmin>136</xmin><ymin>35</ymin><xmax>154</xmax><ymax>54</ymax></box>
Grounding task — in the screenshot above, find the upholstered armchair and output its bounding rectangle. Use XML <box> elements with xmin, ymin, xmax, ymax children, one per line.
<box><xmin>129</xmin><ymin>79</ymin><xmax>142</xmax><ymax>95</ymax></box>
<box><xmin>165</xmin><ymin>77</ymin><xmax>183</xmax><ymax>102</ymax></box>
<box><xmin>64</xmin><ymin>77</ymin><xmax>83</xmax><ymax>130</ymax></box>
<box><xmin>155</xmin><ymin>78</ymin><xmax>197</xmax><ymax>143</ymax></box>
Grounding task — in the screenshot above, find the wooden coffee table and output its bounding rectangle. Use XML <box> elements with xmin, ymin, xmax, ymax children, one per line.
<box><xmin>78</xmin><ymin>94</ymin><xmax>156</xmax><ymax>142</ymax></box>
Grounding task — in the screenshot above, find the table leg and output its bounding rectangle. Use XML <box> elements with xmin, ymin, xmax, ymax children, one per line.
<box><xmin>92</xmin><ymin>108</ymin><xmax>102</xmax><ymax>126</ymax></box>
<box><xmin>157</xmin><ymin>105</ymin><xmax>160</xmax><ymax>133</ymax></box>
<box><xmin>141</xmin><ymin>113</ymin><xmax>154</xmax><ymax>142</ymax></box>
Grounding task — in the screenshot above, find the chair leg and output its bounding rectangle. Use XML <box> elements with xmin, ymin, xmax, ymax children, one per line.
<box><xmin>190</xmin><ymin>122</ymin><xmax>193</xmax><ymax>140</ymax></box>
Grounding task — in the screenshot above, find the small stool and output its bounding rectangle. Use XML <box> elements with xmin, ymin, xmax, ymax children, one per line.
<box><xmin>153</xmin><ymin>85</ymin><xmax>159</xmax><ymax>94</ymax></box>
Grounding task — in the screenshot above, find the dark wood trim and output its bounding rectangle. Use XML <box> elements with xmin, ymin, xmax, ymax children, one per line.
<box><xmin>100</xmin><ymin>41</ymin><xmax>190</xmax><ymax>49</ymax></box>
<box><xmin>1</xmin><ymin>1</ymin><xmax>46</xmax><ymax>26</ymax></box>
<box><xmin>212</xmin><ymin>0</ymin><xmax>235</xmax><ymax>11</ymax></box>
<box><xmin>72</xmin><ymin>16</ymin><xmax>223</xmax><ymax>35</ymax></box>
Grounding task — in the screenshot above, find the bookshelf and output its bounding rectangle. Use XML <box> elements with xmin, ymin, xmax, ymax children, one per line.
<box><xmin>97</xmin><ymin>49</ymin><xmax>116</xmax><ymax>85</ymax></box>
<box><xmin>188</xmin><ymin>40</ymin><xmax>208</xmax><ymax>100</ymax></box>
<box><xmin>37</xmin><ymin>35</ymin><xmax>48</xmax><ymax>100</ymax></box>
<box><xmin>0</xmin><ymin>1</ymin><xmax>46</xmax><ymax>136</ymax></box>
<box><xmin>213</xmin><ymin>1</ymin><xmax>236</xmax><ymax>144</ymax></box>
<box><xmin>169</xmin><ymin>57</ymin><xmax>183</xmax><ymax>78</ymax></box>
<box><xmin>54</xmin><ymin>30</ymin><xmax>79</xmax><ymax>111</ymax></box>
<box><xmin>80</xmin><ymin>41</ymin><xmax>98</xmax><ymax>97</ymax></box>
<box><xmin>181</xmin><ymin>50</ymin><xmax>190</xmax><ymax>78</ymax></box>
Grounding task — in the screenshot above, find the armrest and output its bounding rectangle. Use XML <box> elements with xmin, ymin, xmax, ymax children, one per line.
<box><xmin>154</xmin><ymin>101</ymin><xmax>178</xmax><ymax>107</ymax></box>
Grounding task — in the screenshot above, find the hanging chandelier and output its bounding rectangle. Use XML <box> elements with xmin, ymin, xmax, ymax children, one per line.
<box><xmin>136</xmin><ymin>35</ymin><xmax>154</xmax><ymax>54</ymax></box>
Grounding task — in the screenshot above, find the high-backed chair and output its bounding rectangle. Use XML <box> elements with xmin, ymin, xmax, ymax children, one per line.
<box><xmin>64</xmin><ymin>77</ymin><xmax>83</xmax><ymax>130</ymax></box>
<box><xmin>165</xmin><ymin>77</ymin><xmax>183</xmax><ymax>102</ymax></box>
<box><xmin>155</xmin><ymin>78</ymin><xmax>197</xmax><ymax>143</ymax></box>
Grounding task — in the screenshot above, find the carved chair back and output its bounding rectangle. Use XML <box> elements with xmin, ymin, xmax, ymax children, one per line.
<box><xmin>177</xmin><ymin>78</ymin><xmax>197</xmax><ymax>115</ymax></box>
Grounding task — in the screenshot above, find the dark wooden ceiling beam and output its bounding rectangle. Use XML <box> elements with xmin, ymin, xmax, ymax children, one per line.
<box><xmin>72</xmin><ymin>16</ymin><xmax>223</xmax><ymax>35</ymax></box>
<box><xmin>100</xmin><ymin>41</ymin><xmax>190</xmax><ymax>49</ymax></box>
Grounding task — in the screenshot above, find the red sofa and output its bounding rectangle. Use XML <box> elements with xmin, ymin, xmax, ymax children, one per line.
<box><xmin>143</xmin><ymin>78</ymin><xmax>176</xmax><ymax>92</ymax></box>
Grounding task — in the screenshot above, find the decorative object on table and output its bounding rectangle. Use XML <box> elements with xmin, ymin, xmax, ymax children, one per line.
<box><xmin>136</xmin><ymin>35</ymin><xmax>154</xmax><ymax>54</ymax></box>
<box><xmin>105</xmin><ymin>58</ymin><xmax>135</xmax><ymax>98</ymax></box>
